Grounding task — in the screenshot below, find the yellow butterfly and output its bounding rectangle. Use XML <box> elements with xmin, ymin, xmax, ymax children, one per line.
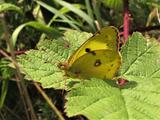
<box><xmin>66</xmin><ymin>26</ymin><xmax>121</xmax><ymax>80</ymax></box>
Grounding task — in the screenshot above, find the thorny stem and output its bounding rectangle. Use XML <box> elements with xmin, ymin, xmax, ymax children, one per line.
<box><xmin>123</xmin><ymin>0</ymin><xmax>130</xmax><ymax>43</ymax></box>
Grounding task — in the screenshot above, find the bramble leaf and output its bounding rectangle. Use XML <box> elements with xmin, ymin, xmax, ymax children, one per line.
<box><xmin>17</xmin><ymin>30</ymin><xmax>91</xmax><ymax>89</ymax></box>
<box><xmin>65</xmin><ymin>79</ymin><xmax>127</xmax><ymax>120</ymax></box>
<box><xmin>65</xmin><ymin>33</ymin><xmax>160</xmax><ymax>120</ymax></box>
<box><xmin>17</xmin><ymin>28</ymin><xmax>160</xmax><ymax>119</ymax></box>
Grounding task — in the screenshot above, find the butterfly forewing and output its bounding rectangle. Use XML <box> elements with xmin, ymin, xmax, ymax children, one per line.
<box><xmin>68</xmin><ymin>26</ymin><xmax>119</xmax><ymax>66</ymax></box>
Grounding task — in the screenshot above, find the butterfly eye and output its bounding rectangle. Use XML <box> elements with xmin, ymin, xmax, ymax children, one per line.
<box><xmin>94</xmin><ymin>59</ymin><xmax>101</xmax><ymax>67</ymax></box>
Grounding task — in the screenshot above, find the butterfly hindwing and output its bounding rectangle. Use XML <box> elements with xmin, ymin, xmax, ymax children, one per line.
<box><xmin>68</xmin><ymin>50</ymin><xmax>121</xmax><ymax>79</ymax></box>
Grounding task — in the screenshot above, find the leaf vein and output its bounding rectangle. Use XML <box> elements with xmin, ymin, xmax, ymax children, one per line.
<box><xmin>123</xmin><ymin>45</ymin><xmax>153</xmax><ymax>75</ymax></box>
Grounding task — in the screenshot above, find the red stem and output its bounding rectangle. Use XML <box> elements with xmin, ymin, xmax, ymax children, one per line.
<box><xmin>123</xmin><ymin>0</ymin><xmax>130</xmax><ymax>43</ymax></box>
<box><xmin>0</xmin><ymin>50</ymin><xmax>26</xmax><ymax>57</ymax></box>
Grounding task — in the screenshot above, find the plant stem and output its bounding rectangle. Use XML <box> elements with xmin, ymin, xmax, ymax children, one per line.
<box><xmin>123</xmin><ymin>0</ymin><xmax>129</xmax><ymax>43</ymax></box>
<box><xmin>3</xmin><ymin>105</ymin><xmax>22</xmax><ymax>120</ymax></box>
<box><xmin>0</xmin><ymin>13</ymin><xmax>38</xmax><ymax>120</ymax></box>
<box><xmin>33</xmin><ymin>82</ymin><xmax>65</xmax><ymax>120</ymax></box>
<box><xmin>0</xmin><ymin>110</ymin><xmax>5</xmax><ymax>120</ymax></box>
<box><xmin>0</xmin><ymin>49</ymin><xmax>65</xmax><ymax>120</ymax></box>
<box><xmin>0</xmin><ymin>50</ymin><xmax>26</xmax><ymax>57</ymax></box>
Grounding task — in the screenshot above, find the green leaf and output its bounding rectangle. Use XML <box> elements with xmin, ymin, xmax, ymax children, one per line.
<box><xmin>11</xmin><ymin>21</ymin><xmax>62</xmax><ymax>47</ymax></box>
<box><xmin>0</xmin><ymin>21</ymin><xmax>4</xmax><ymax>37</ymax></box>
<box><xmin>36</xmin><ymin>0</ymin><xmax>80</xmax><ymax>30</ymax></box>
<box><xmin>32</xmin><ymin>5</ymin><xmax>45</xmax><ymax>24</ymax></box>
<box><xmin>17</xmin><ymin>30</ymin><xmax>91</xmax><ymax>89</ymax></box>
<box><xmin>120</xmin><ymin>32</ymin><xmax>160</xmax><ymax>81</ymax></box>
<box><xmin>52</xmin><ymin>4</ymin><xmax>83</xmax><ymax>21</ymax></box>
<box><xmin>17</xmin><ymin>41</ymin><xmax>69</xmax><ymax>89</ymax></box>
<box><xmin>92</xmin><ymin>1</ymin><xmax>104</xmax><ymax>28</ymax></box>
<box><xmin>65</xmin><ymin>33</ymin><xmax>160</xmax><ymax>119</ymax></box>
<box><xmin>0</xmin><ymin>3</ymin><xmax>23</xmax><ymax>14</ymax></box>
<box><xmin>85</xmin><ymin>0</ymin><xmax>94</xmax><ymax>20</ymax></box>
<box><xmin>65</xmin><ymin>79</ymin><xmax>127</xmax><ymax>120</ymax></box>
<box><xmin>53</xmin><ymin>0</ymin><xmax>96</xmax><ymax>31</ymax></box>
<box><xmin>63</xmin><ymin>29</ymin><xmax>92</xmax><ymax>52</ymax></box>
<box><xmin>0</xmin><ymin>59</ymin><xmax>12</xmax><ymax>108</ymax></box>
<box><xmin>0</xmin><ymin>79</ymin><xmax>8</xmax><ymax>108</ymax></box>
<box><xmin>100</xmin><ymin>0</ymin><xmax>123</xmax><ymax>10</ymax></box>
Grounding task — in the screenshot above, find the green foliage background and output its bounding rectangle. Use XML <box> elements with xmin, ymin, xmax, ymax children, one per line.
<box><xmin>1</xmin><ymin>0</ymin><xmax>160</xmax><ymax>120</ymax></box>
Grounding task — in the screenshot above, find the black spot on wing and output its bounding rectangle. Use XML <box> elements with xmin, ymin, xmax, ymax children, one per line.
<box><xmin>85</xmin><ymin>48</ymin><xmax>96</xmax><ymax>55</ymax></box>
<box><xmin>91</xmin><ymin>51</ymin><xmax>96</xmax><ymax>55</ymax></box>
<box><xmin>94</xmin><ymin>59</ymin><xmax>101</xmax><ymax>67</ymax></box>
<box><xmin>85</xmin><ymin>48</ymin><xmax>91</xmax><ymax>52</ymax></box>
<box><xmin>111</xmin><ymin>64</ymin><xmax>114</xmax><ymax>67</ymax></box>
